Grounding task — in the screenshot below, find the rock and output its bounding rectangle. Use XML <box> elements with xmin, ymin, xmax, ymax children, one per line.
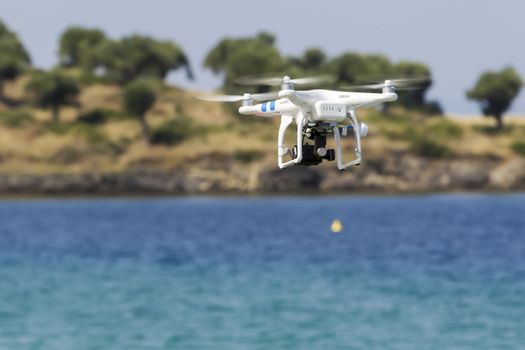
<box><xmin>489</xmin><ymin>159</ymin><xmax>525</xmax><ymax>190</ymax></box>
<box><xmin>376</xmin><ymin>154</ymin><xmax>428</xmax><ymax>178</ymax></box>
<box><xmin>447</xmin><ymin>159</ymin><xmax>491</xmax><ymax>189</ymax></box>
<box><xmin>414</xmin><ymin>160</ymin><xmax>489</xmax><ymax>191</ymax></box>
<box><xmin>258</xmin><ymin>167</ymin><xmax>323</xmax><ymax>192</ymax></box>
<box><xmin>118</xmin><ymin>171</ymin><xmax>186</xmax><ymax>193</ymax></box>
<box><xmin>183</xmin><ymin>168</ymin><xmax>248</xmax><ymax>193</ymax></box>
<box><xmin>361</xmin><ymin>172</ymin><xmax>411</xmax><ymax>192</ymax></box>
<box><xmin>0</xmin><ymin>154</ymin><xmax>518</xmax><ymax>195</ymax></box>
<box><xmin>0</xmin><ymin>171</ymin><xmax>187</xmax><ymax>195</ymax></box>
<box><xmin>320</xmin><ymin>169</ymin><xmax>362</xmax><ymax>191</ymax></box>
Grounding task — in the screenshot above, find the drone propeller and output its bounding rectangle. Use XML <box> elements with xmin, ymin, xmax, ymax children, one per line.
<box><xmin>342</xmin><ymin>75</ymin><xmax>430</xmax><ymax>91</ymax></box>
<box><xmin>197</xmin><ymin>91</ymin><xmax>279</xmax><ymax>102</ymax></box>
<box><xmin>235</xmin><ymin>74</ymin><xmax>335</xmax><ymax>86</ymax></box>
<box><xmin>343</xmin><ymin>83</ymin><xmax>420</xmax><ymax>91</ymax></box>
<box><xmin>342</xmin><ymin>77</ymin><xmax>430</xmax><ymax>91</ymax></box>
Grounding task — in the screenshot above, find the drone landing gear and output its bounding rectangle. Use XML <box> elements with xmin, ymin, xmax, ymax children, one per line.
<box><xmin>277</xmin><ymin>113</ymin><xmax>363</xmax><ymax>170</ymax></box>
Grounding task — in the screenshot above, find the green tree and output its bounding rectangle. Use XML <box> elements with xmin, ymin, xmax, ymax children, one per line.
<box><xmin>59</xmin><ymin>27</ymin><xmax>106</xmax><ymax>67</ymax></box>
<box><xmin>90</xmin><ymin>35</ymin><xmax>192</xmax><ymax>85</ymax></box>
<box><xmin>284</xmin><ymin>48</ymin><xmax>328</xmax><ymax>82</ymax></box>
<box><xmin>123</xmin><ymin>80</ymin><xmax>157</xmax><ymax>143</ymax></box>
<box><xmin>393</xmin><ymin>61</ymin><xmax>432</xmax><ymax>108</ymax></box>
<box><xmin>327</xmin><ymin>53</ymin><xmax>371</xmax><ymax>85</ymax></box>
<box><xmin>302</xmin><ymin>48</ymin><xmax>326</xmax><ymax>71</ymax></box>
<box><xmin>26</xmin><ymin>70</ymin><xmax>80</xmax><ymax>123</ymax></box>
<box><xmin>204</xmin><ymin>32</ymin><xmax>284</xmax><ymax>93</ymax></box>
<box><xmin>327</xmin><ymin>53</ymin><xmax>393</xmax><ymax>84</ymax></box>
<box><xmin>0</xmin><ymin>20</ymin><xmax>31</xmax><ymax>98</ymax></box>
<box><xmin>467</xmin><ymin>66</ymin><xmax>523</xmax><ymax>129</ymax></box>
<box><xmin>287</xmin><ymin>48</ymin><xmax>327</xmax><ymax>72</ymax></box>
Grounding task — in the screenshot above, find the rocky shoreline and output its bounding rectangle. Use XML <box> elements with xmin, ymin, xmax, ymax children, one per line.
<box><xmin>0</xmin><ymin>154</ymin><xmax>524</xmax><ymax>196</ymax></box>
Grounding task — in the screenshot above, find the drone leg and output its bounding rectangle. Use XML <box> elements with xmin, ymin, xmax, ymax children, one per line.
<box><xmin>277</xmin><ymin>112</ymin><xmax>305</xmax><ymax>169</ymax></box>
<box><xmin>294</xmin><ymin>112</ymin><xmax>306</xmax><ymax>164</ymax></box>
<box><xmin>334</xmin><ymin>113</ymin><xmax>362</xmax><ymax>170</ymax></box>
<box><xmin>277</xmin><ymin>115</ymin><xmax>294</xmax><ymax>169</ymax></box>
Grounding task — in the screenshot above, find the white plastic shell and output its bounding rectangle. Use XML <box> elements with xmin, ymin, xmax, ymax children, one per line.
<box><xmin>313</xmin><ymin>101</ymin><xmax>347</xmax><ymax>122</ymax></box>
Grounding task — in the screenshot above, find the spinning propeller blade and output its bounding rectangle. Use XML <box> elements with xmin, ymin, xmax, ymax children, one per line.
<box><xmin>287</xmin><ymin>74</ymin><xmax>336</xmax><ymax>85</ymax></box>
<box><xmin>235</xmin><ymin>74</ymin><xmax>335</xmax><ymax>86</ymax></box>
<box><xmin>197</xmin><ymin>91</ymin><xmax>279</xmax><ymax>102</ymax></box>
<box><xmin>341</xmin><ymin>76</ymin><xmax>431</xmax><ymax>91</ymax></box>
<box><xmin>198</xmin><ymin>95</ymin><xmax>245</xmax><ymax>102</ymax></box>
<box><xmin>235</xmin><ymin>76</ymin><xmax>284</xmax><ymax>86</ymax></box>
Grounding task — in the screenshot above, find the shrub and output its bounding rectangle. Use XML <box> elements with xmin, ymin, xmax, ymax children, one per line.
<box><xmin>49</xmin><ymin>145</ymin><xmax>84</xmax><ymax>164</ymax></box>
<box><xmin>234</xmin><ymin>149</ymin><xmax>265</xmax><ymax>163</ymax></box>
<box><xmin>472</xmin><ymin>124</ymin><xmax>512</xmax><ymax>135</ymax></box>
<box><xmin>380</xmin><ymin>124</ymin><xmax>415</xmax><ymax>141</ymax></box>
<box><xmin>511</xmin><ymin>141</ymin><xmax>525</xmax><ymax>156</ymax></box>
<box><xmin>78</xmin><ymin>71</ymin><xmax>108</xmax><ymax>85</ymax></box>
<box><xmin>75</xmin><ymin>125</ymin><xmax>126</xmax><ymax>155</ymax></box>
<box><xmin>428</xmin><ymin>120</ymin><xmax>463</xmax><ymax>139</ymax></box>
<box><xmin>77</xmin><ymin>108</ymin><xmax>111</xmax><ymax>124</ymax></box>
<box><xmin>0</xmin><ymin>109</ymin><xmax>34</xmax><ymax>128</ymax></box>
<box><xmin>40</xmin><ymin>122</ymin><xmax>109</xmax><ymax>145</ymax></box>
<box><xmin>40</xmin><ymin>121</ymin><xmax>74</xmax><ymax>135</ymax></box>
<box><xmin>150</xmin><ymin>116</ymin><xmax>195</xmax><ymax>146</ymax></box>
<box><xmin>410</xmin><ymin>137</ymin><xmax>451</xmax><ymax>158</ymax></box>
<box><xmin>77</xmin><ymin>125</ymin><xmax>108</xmax><ymax>144</ymax></box>
<box><xmin>421</xmin><ymin>101</ymin><xmax>443</xmax><ymax>115</ymax></box>
<box><xmin>77</xmin><ymin>108</ymin><xmax>128</xmax><ymax>124</ymax></box>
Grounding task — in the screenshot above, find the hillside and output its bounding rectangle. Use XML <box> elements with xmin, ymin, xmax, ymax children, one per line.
<box><xmin>1</xmin><ymin>78</ymin><xmax>525</xmax><ymax>195</ymax></box>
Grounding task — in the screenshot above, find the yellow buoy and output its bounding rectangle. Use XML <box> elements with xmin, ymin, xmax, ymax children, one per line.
<box><xmin>331</xmin><ymin>219</ymin><xmax>343</xmax><ymax>233</ymax></box>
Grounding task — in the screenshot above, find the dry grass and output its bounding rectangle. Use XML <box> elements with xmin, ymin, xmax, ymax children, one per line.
<box><xmin>1</xmin><ymin>74</ymin><xmax>524</xmax><ymax>174</ymax></box>
<box><xmin>79</xmin><ymin>84</ymin><xmax>122</xmax><ymax>111</ymax></box>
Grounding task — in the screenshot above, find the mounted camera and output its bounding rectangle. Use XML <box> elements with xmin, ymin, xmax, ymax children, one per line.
<box><xmin>291</xmin><ymin>123</ymin><xmax>335</xmax><ymax>166</ymax></box>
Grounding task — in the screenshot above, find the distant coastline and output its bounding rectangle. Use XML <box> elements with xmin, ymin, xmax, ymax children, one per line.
<box><xmin>0</xmin><ymin>153</ymin><xmax>523</xmax><ymax>197</ymax></box>
<box><xmin>1</xmin><ymin>82</ymin><xmax>525</xmax><ymax>196</ymax></box>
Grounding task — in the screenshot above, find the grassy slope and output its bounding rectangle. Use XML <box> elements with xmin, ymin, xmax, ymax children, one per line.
<box><xmin>0</xmin><ymin>78</ymin><xmax>524</xmax><ymax>175</ymax></box>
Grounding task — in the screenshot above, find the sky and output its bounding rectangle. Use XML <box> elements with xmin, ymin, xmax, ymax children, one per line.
<box><xmin>2</xmin><ymin>0</ymin><xmax>525</xmax><ymax>115</ymax></box>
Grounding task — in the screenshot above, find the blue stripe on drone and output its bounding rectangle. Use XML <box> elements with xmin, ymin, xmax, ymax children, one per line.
<box><xmin>270</xmin><ymin>100</ymin><xmax>276</xmax><ymax>111</ymax></box>
<box><xmin>261</xmin><ymin>102</ymin><xmax>267</xmax><ymax>112</ymax></box>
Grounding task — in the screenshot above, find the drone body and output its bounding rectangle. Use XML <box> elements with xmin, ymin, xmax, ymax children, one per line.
<box><xmin>200</xmin><ymin>76</ymin><xmax>421</xmax><ymax>170</ymax></box>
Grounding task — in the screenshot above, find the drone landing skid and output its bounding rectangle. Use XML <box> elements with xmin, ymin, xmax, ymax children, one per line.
<box><xmin>277</xmin><ymin>113</ymin><xmax>362</xmax><ymax>171</ymax></box>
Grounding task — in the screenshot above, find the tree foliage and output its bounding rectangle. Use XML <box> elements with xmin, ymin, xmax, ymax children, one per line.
<box><xmin>329</xmin><ymin>53</ymin><xmax>392</xmax><ymax>83</ymax></box>
<box><xmin>123</xmin><ymin>79</ymin><xmax>157</xmax><ymax>143</ymax></box>
<box><xmin>286</xmin><ymin>48</ymin><xmax>326</xmax><ymax>73</ymax></box>
<box><xmin>26</xmin><ymin>70</ymin><xmax>80</xmax><ymax>122</ymax></box>
<box><xmin>0</xmin><ymin>20</ymin><xmax>31</xmax><ymax>94</ymax></box>
<box><xmin>204</xmin><ymin>34</ymin><xmax>439</xmax><ymax>109</ymax></box>
<box><xmin>59</xmin><ymin>27</ymin><xmax>106</xmax><ymax>67</ymax></box>
<box><xmin>204</xmin><ymin>32</ymin><xmax>284</xmax><ymax>94</ymax></box>
<box><xmin>89</xmin><ymin>35</ymin><xmax>192</xmax><ymax>85</ymax></box>
<box><xmin>466</xmin><ymin>66</ymin><xmax>523</xmax><ymax>129</ymax></box>
<box><xmin>150</xmin><ymin>116</ymin><xmax>195</xmax><ymax>146</ymax></box>
<box><xmin>393</xmin><ymin>61</ymin><xmax>433</xmax><ymax>108</ymax></box>
<box><xmin>58</xmin><ymin>27</ymin><xmax>192</xmax><ymax>85</ymax></box>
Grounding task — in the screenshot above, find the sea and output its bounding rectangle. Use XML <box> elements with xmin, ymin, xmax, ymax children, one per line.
<box><xmin>0</xmin><ymin>194</ymin><xmax>524</xmax><ymax>350</ymax></box>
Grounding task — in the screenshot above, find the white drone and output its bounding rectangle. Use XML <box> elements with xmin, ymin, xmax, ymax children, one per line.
<box><xmin>199</xmin><ymin>75</ymin><xmax>425</xmax><ymax>170</ymax></box>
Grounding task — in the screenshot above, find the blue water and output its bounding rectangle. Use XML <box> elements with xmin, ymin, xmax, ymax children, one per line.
<box><xmin>0</xmin><ymin>194</ymin><xmax>524</xmax><ymax>349</ymax></box>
